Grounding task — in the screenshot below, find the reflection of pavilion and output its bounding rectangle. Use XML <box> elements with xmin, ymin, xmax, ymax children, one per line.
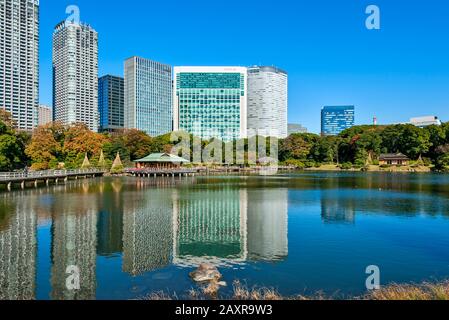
<box><xmin>50</xmin><ymin>195</ymin><xmax>98</xmax><ymax>300</ymax></box>
<box><xmin>173</xmin><ymin>189</ymin><xmax>248</xmax><ymax>266</ymax></box>
<box><xmin>122</xmin><ymin>189</ymin><xmax>173</xmax><ymax>276</ymax></box>
<box><xmin>0</xmin><ymin>205</ymin><xmax>37</xmax><ymax>300</ymax></box>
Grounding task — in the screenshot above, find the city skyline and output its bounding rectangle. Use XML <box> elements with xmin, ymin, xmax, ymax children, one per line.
<box><xmin>36</xmin><ymin>0</ymin><xmax>449</xmax><ymax>134</ymax></box>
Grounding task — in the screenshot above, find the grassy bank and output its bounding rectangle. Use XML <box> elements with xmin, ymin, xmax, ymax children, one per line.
<box><xmin>145</xmin><ymin>280</ymin><xmax>449</xmax><ymax>301</ymax></box>
<box><xmin>303</xmin><ymin>164</ymin><xmax>433</xmax><ymax>173</ymax></box>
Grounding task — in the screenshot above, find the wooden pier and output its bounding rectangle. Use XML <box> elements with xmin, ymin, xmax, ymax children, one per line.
<box><xmin>125</xmin><ymin>168</ymin><xmax>197</xmax><ymax>178</ymax></box>
<box><xmin>0</xmin><ymin>169</ymin><xmax>105</xmax><ymax>191</ymax></box>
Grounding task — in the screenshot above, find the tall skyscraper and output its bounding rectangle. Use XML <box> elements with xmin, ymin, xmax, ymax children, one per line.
<box><xmin>321</xmin><ymin>106</ymin><xmax>355</xmax><ymax>136</ymax></box>
<box><xmin>38</xmin><ymin>104</ymin><xmax>52</xmax><ymax>126</ymax></box>
<box><xmin>98</xmin><ymin>75</ymin><xmax>124</xmax><ymax>132</ymax></box>
<box><xmin>124</xmin><ymin>56</ymin><xmax>172</xmax><ymax>137</ymax></box>
<box><xmin>247</xmin><ymin>66</ymin><xmax>288</xmax><ymax>138</ymax></box>
<box><xmin>53</xmin><ymin>21</ymin><xmax>99</xmax><ymax>132</ymax></box>
<box><xmin>0</xmin><ymin>0</ymin><xmax>39</xmax><ymax>131</ymax></box>
<box><xmin>173</xmin><ymin>67</ymin><xmax>247</xmax><ymax>141</ymax></box>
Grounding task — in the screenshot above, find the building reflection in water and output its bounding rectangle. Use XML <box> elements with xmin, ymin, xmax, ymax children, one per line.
<box><xmin>50</xmin><ymin>190</ymin><xmax>98</xmax><ymax>300</ymax></box>
<box><xmin>321</xmin><ymin>191</ymin><xmax>356</xmax><ymax>224</ymax></box>
<box><xmin>121</xmin><ymin>184</ymin><xmax>289</xmax><ymax>272</ymax></box>
<box><xmin>247</xmin><ymin>189</ymin><xmax>288</xmax><ymax>261</ymax></box>
<box><xmin>0</xmin><ymin>196</ymin><xmax>37</xmax><ymax>300</ymax></box>
<box><xmin>122</xmin><ymin>189</ymin><xmax>174</xmax><ymax>276</ymax></box>
<box><xmin>0</xmin><ymin>179</ymin><xmax>291</xmax><ymax>300</ymax></box>
<box><xmin>97</xmin><ymin>181</ymin><xmax>124</xmax><ymax>257</ymax></box>
<box><xmin>172</xmin><ymin>189</ymin><xmax>249</xmax><ymax>266</ymax></box>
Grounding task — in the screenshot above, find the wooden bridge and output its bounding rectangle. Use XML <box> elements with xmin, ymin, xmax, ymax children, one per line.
<box><xmin>0</xmin><ymin>169</ymin><xmax>105</xmax><ymax>191</ymax></box>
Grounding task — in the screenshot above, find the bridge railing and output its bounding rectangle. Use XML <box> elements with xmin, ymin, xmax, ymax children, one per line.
<box><xmin>0</xmin><ymin>168</ymin><xmax>104</xmax><ymax>181</ymax></box>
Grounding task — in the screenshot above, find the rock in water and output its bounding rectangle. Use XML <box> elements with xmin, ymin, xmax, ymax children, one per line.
<box><xmin>190</xmin><ymin>264</ymin><xmax>222</xmax><ymax>283</ymax></box>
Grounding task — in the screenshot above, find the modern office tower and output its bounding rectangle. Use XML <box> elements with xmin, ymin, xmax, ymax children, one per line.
<box><xmin>124</xmin><ymin>57</ymin><xmax>172</xmax><ymax>137</ymax></box>
<box><xmin>247</xmin><ymin>66</ymin><xmax>288</xmax><ymax>138</ymax></box>
<box><xmin>173</xmin><ymin>66</ymin><xmax>247</xmax><ymax>141</ymax></box>
<box><xmin>321</xmin><ymin>106</ymin><xmax>355</xmax><ymax>136</ymax></box>
<box><xmin>98</xmin><ymin>75</ymin><xmax>124</xmax><ymax>132</ymax></box>
<box><xmin>53</xmin><ymin>21</ymin><xmax>99</xmax><ymax>132</ymax></box>
<box><xmin>410</xmin><ymin>116</ymin><xmax>442</xmax><ymax>128</ymax></box>
<box><xmin>0</xmin><ymin>0</ymin><xmax>39</xmax><ymax>131</ymax></box>
<box><xmin>288</xmin><ymin>123</ymin><xmax>308</xmax><ymax>135</ymax></box>
<box><xmin>38</xmin><ymin>104</ymin><xmax>52</xmax><ymax>126</ymax></box>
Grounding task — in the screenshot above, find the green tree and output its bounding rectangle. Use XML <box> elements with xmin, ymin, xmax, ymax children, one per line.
<box><xmin>279</xmin><ymin>133</ymin><xmax>319</xmax><ymax>161</ymax></box>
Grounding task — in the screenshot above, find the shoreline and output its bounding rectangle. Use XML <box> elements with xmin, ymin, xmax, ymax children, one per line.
<box><xmin>146</xmin><ymin>279</ymin><xmax>449</xmax><ymax>301</ymax></box>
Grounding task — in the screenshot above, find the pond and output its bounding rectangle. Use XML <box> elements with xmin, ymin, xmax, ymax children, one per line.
<box><xmin>1</xmin><ymin>172</ymin><xmax>449</xmax><ymax>300</ymax></box>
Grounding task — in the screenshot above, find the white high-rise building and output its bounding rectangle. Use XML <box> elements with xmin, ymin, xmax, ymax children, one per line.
<box><xmin>0</xmin><ymin>0</ymin><xmax>39</xmax><ymax>131</ymax></box>
<box><xmin>53</xmin><ymin>21</ymin><xmax>99</xmax><ymax>132</ymax></box>
<box><xmin>247</xmin><ymin>66</ymin><xmax>288</xmax><ymax>138</ymax></box>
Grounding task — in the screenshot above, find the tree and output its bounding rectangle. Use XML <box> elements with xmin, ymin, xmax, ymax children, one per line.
<box><xmin>311</xmin><ymin>136</ymin><xmax>339</xmax><ymax>163</ymax></box>
<box><xmin>398</xmin><ymin>125</ymin><xmax>431</xmax><ymax>160</ymax></box>
<box><xmin>63</xmin><ymin>123</ymin><xmax>108</xmax><ymax>168</ymax></box>
<box><xmin>25</xmin><ymin>123</ymin><xmax>64</xmax><ymax>170</ymax></box>
<box><xmin>279</xmin><ymin>133</ymin><xmax>319</xmax><ymax>161</ymax></box>
<box><xmin>120</xmin><ymin>129</ymin><xmax>153</xmax><ymax>160</ymax></box>
<box><xmin>0</xmin><ymin>134</ymin><xmax>23</xmax><ymax>171</ymax></box>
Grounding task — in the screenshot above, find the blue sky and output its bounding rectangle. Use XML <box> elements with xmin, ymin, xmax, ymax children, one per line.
<box><xmin>40</xmin><ymin>0</ymin><xmax>449</xmax><ymax>133</ymax></box>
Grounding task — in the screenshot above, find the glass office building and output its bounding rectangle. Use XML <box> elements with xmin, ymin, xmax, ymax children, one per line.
<box><xmin>124</xmin><ymin>57</ymin><xmax>172</xmax><ymax>137</ymax></box>
<box><xmin>98</xmin><ymin>75</ymin><xmax>124</xmax><ymax>132</ymax></box>
<box><xmin>321</xmin><ymin>106</ymin><xmax>355</xmax><ymax>136</ymax></box>
<box><xmin>173</xmin><ymin>67</ymin><xmax>247</xmax><ymax>141</ymax></box>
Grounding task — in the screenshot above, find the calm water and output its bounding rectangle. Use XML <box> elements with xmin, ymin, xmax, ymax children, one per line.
<box><xmin>1</xmin><ymin>172</ymin><xmax>449</xmax><ymax>300</ymax></box>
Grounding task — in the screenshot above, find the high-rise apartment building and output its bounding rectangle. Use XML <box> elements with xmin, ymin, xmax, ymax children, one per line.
<box><xmin>321</xmin><ymin>106</ymin><xmax>355</xmax><ymax>136</ymax></box>
<box><xmin>124</xmin><ymin>56</ymin><xmax>172</xmax><ymax>137</ymax></box>
<box><xmin>247</xmin><ymin>66</ymin><xmax>288</xmax><ymax>138</ymax></box>
<box><xmin>98</xmin><ymin>75</ymin><xmax>124</xmax><ymax>132</ymax></box>
<box><xmin>53</xmin><ymin>21</ymin><xmax>99</xmax><ymax>132</ymax></box>
<box><xmin>173</xmin><ymin>67</ymin><xmax>247</xmax><ymax>141</ymax></box>
<box><xmin>0</xmin><ymin>0</ymin><xmax>39</xmax><ymax>131</ymax></box>
<box><xmin>38</xmin><ymin>104</ymin><xmax>52</xmax><ymax>126</ymax></box>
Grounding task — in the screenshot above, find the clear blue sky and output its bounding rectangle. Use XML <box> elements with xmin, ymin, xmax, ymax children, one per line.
<box><xmin>40</xmin><ymin>0</ymin><xmax>449</xmax><ymax>133</ymax></box>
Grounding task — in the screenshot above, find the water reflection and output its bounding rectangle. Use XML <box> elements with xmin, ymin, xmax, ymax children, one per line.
<box><xmin>122</xmin><ymin>189</ymin><xmax>173</xmax><ymax>275</ymax></box>
<box><xmin>50</xmin><ymin>193</ymin><xmax>98</xmax><ymax>300</ymax></box>
<box><xmin>0</xmin><ymin>174</ymin><xmax>449</xmax><ymax>300</ymax></box>
<box><xmin>0</xmin><ymin>199</ymin><xmax>37</xmax><ymax>300</ymax></box>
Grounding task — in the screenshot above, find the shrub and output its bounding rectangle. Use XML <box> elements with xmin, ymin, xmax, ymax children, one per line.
<box><xmin>339</xmin><ymin>162</ymin><xmax>353</xmax><ymax>170</ymax></box>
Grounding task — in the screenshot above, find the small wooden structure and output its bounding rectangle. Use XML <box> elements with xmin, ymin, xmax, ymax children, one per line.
<box><xmin>134</xmin><ymin>153</ymin><xmax>190</xmax><ymax>169</ymax></box>
<box><xmin>379</xmin><ymin>153</ymin><xmax>410</xmax><ymax>166</ymax></box>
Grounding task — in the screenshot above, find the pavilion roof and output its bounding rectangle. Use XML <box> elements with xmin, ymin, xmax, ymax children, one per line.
<box><xmin>134</xmin><ymin>153</ymin><xmax>190</xmax><ymax>163</ymax></box>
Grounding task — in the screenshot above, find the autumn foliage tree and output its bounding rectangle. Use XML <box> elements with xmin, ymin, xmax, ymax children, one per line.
<box><xmin>63</xmin><ymin>123</ymin><xmax>109</xmax><ymax>168</ymax></box>
<box><xmin>25</xmin><ymin>122</ymin><xmax>65</xmax><ymax>170</ymax></box>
